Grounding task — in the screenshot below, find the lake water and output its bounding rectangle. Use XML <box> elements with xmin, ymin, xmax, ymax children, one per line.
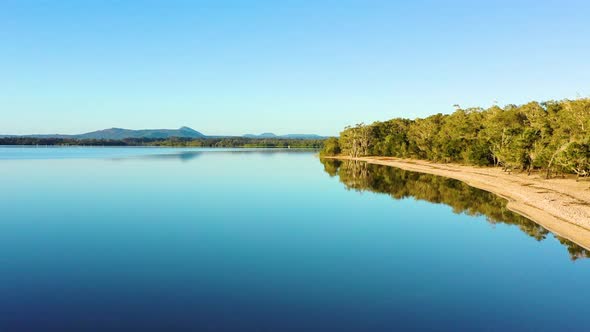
<box><xmin>0</xmin><ymin>147</ymin><xmax>589</xmax><ymax>331</ymax></box>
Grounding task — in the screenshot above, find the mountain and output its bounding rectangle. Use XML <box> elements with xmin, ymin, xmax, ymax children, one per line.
<box><xmin>243</xmin><ymin>133</ymin><xmax>278</xmax><ymax>138</ymax></box>
<box><xmin>1</xmin><ymin>127</ymin><xmax>327</xmax><ymax>140</ymax></box>
<box><xmin>0</xmin><ymin>127</ymin><xmax>205</xmax><ymax>140</ymax></box>
<box><xmin>76</xmin><ymin>126</ymin><xmax>204</xmax><ymax>139</ymax></box>
<box><xmin>243</xmin><ymin>133</ymin><xmax>326</xmax><ymax>139</ymax></box>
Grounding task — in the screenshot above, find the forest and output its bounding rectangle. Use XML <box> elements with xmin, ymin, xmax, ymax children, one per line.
<box><xmin>321</xmin><ymin>98</ymin><xmax>590</xmax><ymax>178</ymax></box>
<box><xmin>0</xmin><ymin>137</ymin><xmax>325</xmax><ymax>149</ymax></box>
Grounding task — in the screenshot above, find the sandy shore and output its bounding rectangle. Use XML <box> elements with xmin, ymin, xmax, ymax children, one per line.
<box><xmin>329</xmin><ymin>156</ymin><xmax>590</xmax><ymax>251</ymax></box>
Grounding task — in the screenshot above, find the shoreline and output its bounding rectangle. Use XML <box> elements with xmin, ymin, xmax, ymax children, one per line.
<box><xmin>328</xmin><ymin>156</ymin><xmax>590</xmax><ymax>251</ymax></box>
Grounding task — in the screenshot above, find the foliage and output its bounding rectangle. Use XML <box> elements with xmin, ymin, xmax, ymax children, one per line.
<box><xmin>319</xmin><ymin>137</ymin><xmax>341</xmax><ymax>156</ymax></box>
<box><xmin>321</xmin><ymin>98</ymin><xmax>590</xmax><ymax>177</ymax></box>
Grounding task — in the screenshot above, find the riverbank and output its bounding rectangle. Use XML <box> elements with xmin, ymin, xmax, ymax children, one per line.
<box><xmin>328</xmin><ymin>156</ymin><xmax>590</xmax><ymax>251</ymax></box>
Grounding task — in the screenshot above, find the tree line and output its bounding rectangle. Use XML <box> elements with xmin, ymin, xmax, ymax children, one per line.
<box><xmin>322</xmin><ymin>98</ymin><xmax>590</xmax><ymax>178</ymax></box>
<box><xmin>0</xmin><ymin>137</ymin><xmax>325</xmax><ymax>149</ymax></box>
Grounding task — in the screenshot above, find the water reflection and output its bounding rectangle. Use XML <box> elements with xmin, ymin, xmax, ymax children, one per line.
<box><xmin>121</xmin><ymin>150</ymin><xmax>205</xmax><ymax>162</ymax></box>
<box><xmin>321</xmin><ymin>158</ymin><xmax>590</xmax><ymax>260</ymax></box>
<box><xmin>109</xmin><ymin>148</ymin><xmax>318</xmax><ymax>162</ymax></box>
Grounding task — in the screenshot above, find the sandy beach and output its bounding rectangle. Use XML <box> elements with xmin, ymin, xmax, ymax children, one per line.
<box><xmin>329</xmin><ymin>156</ymin><xmax>590</xmax><ymax>251</ymax></box>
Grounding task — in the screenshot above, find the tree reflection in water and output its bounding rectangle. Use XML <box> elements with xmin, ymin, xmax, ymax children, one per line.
<box><xmin>321</xmin><ymin>158</ymin><xmax>590</xmax><ymax>261</ymax></box>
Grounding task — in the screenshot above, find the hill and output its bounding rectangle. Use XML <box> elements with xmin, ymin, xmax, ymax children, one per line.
<box><xmin>1</xmin><ymin>127</ymin><xmax>327</xmax><ymax>140</ymax></box>
<box><xmin>76</xmin><ymin>126</ymin><xmax>204</xmax><ymax>139</ymax></box>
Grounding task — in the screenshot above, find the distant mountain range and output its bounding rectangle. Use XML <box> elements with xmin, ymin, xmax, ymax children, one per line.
<box><xmin>1</xmin><ymin>127</ymin><xmax>327</xmax><ymax>140</ymax></box>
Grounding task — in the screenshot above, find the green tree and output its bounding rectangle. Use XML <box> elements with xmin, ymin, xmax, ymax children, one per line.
<box><xmin>320</xmin><ymin>137</ymin><xmax>341</xmax><ymax>156</ymax></box>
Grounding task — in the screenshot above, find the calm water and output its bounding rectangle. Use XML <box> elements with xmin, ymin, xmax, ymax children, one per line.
<box><xmin>0</xmin><ymin>147</ymin><xmax>589</xmax><ymax>331</ymax></box>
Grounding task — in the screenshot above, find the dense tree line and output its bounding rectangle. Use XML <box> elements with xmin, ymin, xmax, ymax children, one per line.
<box><xmin>322</xmin><ymin>98</ymin><xmax>590</xmax><ymax>178</ymax></box>
<box><xmin>0</xmin><ymin>137</ymin><xmax>325</xmax><ymax>149</ymax></box>
<box><xmin>321</xmin><ymin>158</ymin><xmax>590</xmax><ymax>260</ymax></box>
<box><xmin>146</xmin><ymin>137</ymin><xmax>325</xmax><ymax>148</ymax></box>
<box><xmin>0</xmin><ymin>137</ymin><xmax>129</xmax><ymax>146</ymax></box>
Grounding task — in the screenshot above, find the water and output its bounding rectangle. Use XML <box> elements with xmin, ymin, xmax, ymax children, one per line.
<box><xmin>0</xmin><ymin>147</ymin><xmax>588</xmax><ymax>331</ymax></box>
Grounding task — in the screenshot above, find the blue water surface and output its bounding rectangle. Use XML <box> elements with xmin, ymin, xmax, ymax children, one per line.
<box><xmin>0</xmin><ymin>147</ymin><xmax>588</xmax><ymax>332</ymax></box>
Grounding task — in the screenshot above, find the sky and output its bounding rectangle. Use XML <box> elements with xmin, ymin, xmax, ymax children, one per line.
<box><xmin>1</xmin><ymin>0</ymin><xmax>589</xmax><ymax>136</ymax></box>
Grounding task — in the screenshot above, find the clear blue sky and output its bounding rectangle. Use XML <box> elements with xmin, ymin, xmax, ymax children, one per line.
<box><xmin>1</xmin><ymin>0</ymin><xmax>589</xmax><ymax>136</ymax></box>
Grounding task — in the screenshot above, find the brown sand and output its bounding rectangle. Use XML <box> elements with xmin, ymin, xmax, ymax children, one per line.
<box><xmin>329</xmin><ymin>156</ymin><xmax>590</xmax><ymax>250</ymax></box>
